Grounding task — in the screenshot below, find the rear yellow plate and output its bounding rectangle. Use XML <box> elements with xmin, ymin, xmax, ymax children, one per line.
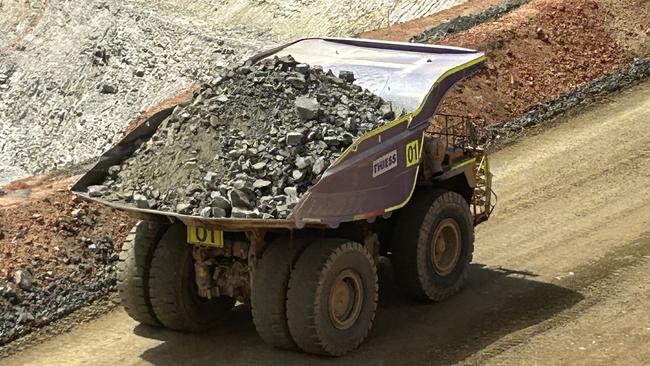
<box><xmin>187</xmin><ymin>226</ymin><xmax>224</xmax><ymax>248</ymax></box>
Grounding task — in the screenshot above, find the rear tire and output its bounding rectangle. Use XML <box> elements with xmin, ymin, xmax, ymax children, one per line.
<box><xmin>286</xmin><ymin>239</ymin><xmax>378</xmax><ymax>356</ymax></box>
<box><xmin>252</xmin><ymin>237</ymin><xmax>311</xmax><ymax>350</ymax></box>
<box><xmin>148</xmin><ymin>223</ymin><xmax>235</xmax><ymax>332</ymax></box>
<box><xmin>391</xmin><ymin>189</ymin><xmax>474</xmax><ymax>302</ymax></box>
<box><xmin>117</xmin><ymin>220</ymin><xmax>164</xmax><ymax>326</ymax></box>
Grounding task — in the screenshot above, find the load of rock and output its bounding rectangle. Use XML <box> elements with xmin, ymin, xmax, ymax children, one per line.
<box><xmin>96</xmin><ymin>55</ymin><xmax>398</xmax><ymax>219</ymax></box>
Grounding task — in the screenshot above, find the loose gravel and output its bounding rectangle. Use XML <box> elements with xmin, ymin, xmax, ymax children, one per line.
<box><xmin>0</xmin><ymin>201</ymin><xmax>129</xmax><ymax>346</ymax></box>
<box><xmin>98</xmin><ymin>57</ymin><xmax>397</xmax><ymax>219</ymax></box>
<box><xmin>0</xmin><ymin>270</ymin><xmax>117</xmax><ymax>346</ymax></box>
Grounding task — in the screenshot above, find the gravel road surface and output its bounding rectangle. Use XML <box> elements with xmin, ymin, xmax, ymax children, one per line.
<box><xmin>2</xmin><ymin>79</ymin><xmax>648</xmax><ymax>366</ymax></box>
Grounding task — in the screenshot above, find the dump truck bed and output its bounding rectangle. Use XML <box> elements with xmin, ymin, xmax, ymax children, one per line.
<box><xmin>70</xmin><ymin>37</ymin><xmax>485</xmax><ymax>230</ymax></box>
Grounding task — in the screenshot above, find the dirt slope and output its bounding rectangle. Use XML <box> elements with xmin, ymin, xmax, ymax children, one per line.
<box><xmin>364</xmin><ymin>0</ymin><xmax>650</xmax><ymax>124</ymax></box>
<box><xmin>3</xmin><ymin>80</ymin><xmax>648</xmax><ymax>366</ymax></box>
<box><xmin>436</xmin><ymin>0</ymin><xmax>636</xmax><ymax>122</ymax></box>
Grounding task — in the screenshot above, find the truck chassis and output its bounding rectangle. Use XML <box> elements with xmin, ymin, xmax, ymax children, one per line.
<box><xmin>72</xmin><ymin>38</ymin><xmax>495</xmax><ymax>356</ymax></box>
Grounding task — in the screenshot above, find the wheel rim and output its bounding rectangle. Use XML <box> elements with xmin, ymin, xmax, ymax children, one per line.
<box><xmin>431</xmin><ymin>218</ymin><xmax>462</xmax><ymax>276</ymax></box>
<box><xmin>328</xmin><ymin>269</ymin><xmax>364</xmax><ymax>330</ymax></box>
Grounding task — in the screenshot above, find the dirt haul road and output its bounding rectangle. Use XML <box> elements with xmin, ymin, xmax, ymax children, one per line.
<box><xmin>3</xmin><ymin>81</ymin><xmax>650</xmax><ymax>365</ymax></box>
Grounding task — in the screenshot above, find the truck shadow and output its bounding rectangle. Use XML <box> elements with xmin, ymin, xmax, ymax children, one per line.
<box><xmin>135</xmin><ymin>261</ymin><xmax>583</xmax><ymax>365</ymax></box>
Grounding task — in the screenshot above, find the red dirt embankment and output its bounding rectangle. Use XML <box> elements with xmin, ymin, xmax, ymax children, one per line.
<box><xmin>438</xmin><ymin>0</ymin><xmax>632</xmax><ymax>122</ymax></box>
<box><xmin>365</xmin><ymin>0</ymin><xmax>650</xmax><ymax>124</ymax></box>
<box><xmin>0</xmin><ymin>189</ymin><xmax>133</xmax><ymax>282</ymax></box>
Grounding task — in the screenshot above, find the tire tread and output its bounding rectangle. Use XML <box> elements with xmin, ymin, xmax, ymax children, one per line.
<box><xmin>392</xmin><ymin>189</ymin><xmax>474</xmax><ymax>301</ymax></box>
<box><xmin>117</xmin><ymin>221</ymin><xmax>163</xmax><ymax>326</ymax></box>
<box><xmin>287</xmin><ymin>239</ymin><xmax>378</xmax><ymax>356</ymax></box>
<box><xmin>252</xmin><ymin>237</ymin><xmax>310</xmax><ymax>349</ymax></box>
<box><xmin>148</xmin><ymin>224</ymin><xmax>233</xmax><ymax>332</ymax></box>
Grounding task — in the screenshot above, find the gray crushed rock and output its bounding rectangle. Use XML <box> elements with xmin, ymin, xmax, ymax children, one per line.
<box><xmin>0</xmin><ymin>232</ymin><xmax>119</xmax><ymax>346</ymax></box>
<box><xmin>0</xmin><ymin>1</ymin><xmax>268</xmax><ymax>186</ymax></box>
<box><xmin>98</xmin><ymin>56</ymin><xmax>399</xmax><ymax>219</ymax></box>
<box><xmin>13</xmin><ymin>270</ymin><xmax>33</xmax><ymax>291</ymax></box>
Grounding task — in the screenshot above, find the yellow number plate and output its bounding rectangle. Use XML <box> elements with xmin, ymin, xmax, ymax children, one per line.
<box><xmin>187</xmin><ymin>226</ymin><xmax>224</xmax><ymax>247</ymax></box>
<box><xmin>405</xmin><ymin>138</ymin><xmax>421</xmax><ymax>167</ymax></box>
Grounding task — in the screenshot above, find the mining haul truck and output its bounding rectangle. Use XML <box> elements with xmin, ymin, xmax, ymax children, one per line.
<box><xmin>72</xmin><ymin>38</ymin><xmax>495</xmax><ymax>356</ymax></box>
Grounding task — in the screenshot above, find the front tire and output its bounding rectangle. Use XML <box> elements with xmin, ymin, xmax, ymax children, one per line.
<box><xmin>286</xmin><ymin>239</ymin><xmax>378</xmax><ymax>356</ymax></box>
<box><xmin>391</xmin><ymin>189</ymin><xmax>474</xmax><ymax>302</ymax></box>
<box><xmin>148</xmin><ymin>223</ymin><xmax>235</xmax><ymax>332</ymax></box>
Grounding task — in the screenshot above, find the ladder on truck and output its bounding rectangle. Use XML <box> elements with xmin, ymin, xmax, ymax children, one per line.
<box><xmin>472</xmin><ymin>153</ymin><xmax>496</xmax><ymax>225</ymax></box>
<box><xmin>429</xmin><ymin>113</ymin><xmax>497</xmax><ymax>225</ymax></box>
